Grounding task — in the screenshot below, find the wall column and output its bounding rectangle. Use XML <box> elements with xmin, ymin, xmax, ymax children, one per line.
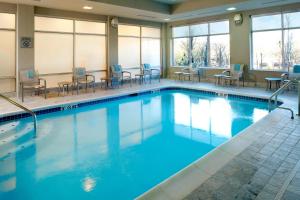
<box><xmin>229</xmin><ymin>13</ymin><xmax>251</xmax><ymax>67</ymax></box>
<box><xmin>107</xmin><ymin>16</ymin><xmax>118</xmax><ymax>77</ymax></box>
<box><xmin>16</xmin><ymin>4</ymin><xmax>34</xmax><ymax>97</ymax></box>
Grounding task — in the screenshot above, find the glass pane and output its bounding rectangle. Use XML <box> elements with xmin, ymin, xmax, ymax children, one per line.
<box><xmin>173</xmin><ymin>38</ymin><xmax>189</xmax><ymax>66</ymax></box>
<box><xmin>35</xmin><ymin>33</ymin><xmax>73</xmax><ymax>74</ymax></box>
<box><xmin>210</xmin><ymin>21</ymin><xmax>229</xmax><ymax>34</ymax></box>
<box><xmin>192</xmin><ymin>36</ymin><xmax>208</xmax><ymax>67</ymax></box>
<box><xmin>283</xmin><ymin>12</ymin><xmax>300</xmax><ymax>28</ymax></box>
<box><xmin>172</xmin><ymin>26</ymin><xmax>189</xmax><ymax>38</ymax></box>
<box><xmin>118</xmin><ymin>25</ymin><xmax>140</xmax><ymax>37</ymax></box>
<box><xmin>118</xmin><ymin>37</ymin><xmax>140</xmax><ymax>68</ymax></box>
<box><xmin>0</xmin><ymin>31</ymin><xmax>15</xmax><ymax>77</ymax></box>
<box><xmin>142</xmin><ymin>38</ymin><xmax>161</xmax><ymax>67</ymax></box>
<box><xmin>142</xmin><ymin>27</ymin><xmax>160</xmax><ymax>38</ymax></box>
<box><xmin>210</xmin><ymin>34</ymin><xmax>230</xmax><ymax>67</ymax></box>
<box><xmin>190</xmin><ymin>23</ymin><xmax>208</xmax><ymax>36</ymax></box>
<box><xmin>75</xmin><ymin>20</ymin><xmax>106</xmax><ymax>34</ymax></box>
<box><xmin>0</xmin><ymin>13</ymin><xmax>15</xmax><ymax>29</ymax></box>
<box><xmin>252</xmin><ymin>14</ymin><xmax>281</xmax><ymax>31</ymax></box>
<box><xmin>283</xmin><ymin>29</ymin><xmax>300</xmax><ymax>71</ymax></box>
<box><xmin>252</xmin><ymin>30</ymin><xmax>282</xmax><ymax>70</ymax></box>
<box><xmin>75</xmin><ymin>35</ymin><xmax>106</xmax><ymax>71</ymax></box>
<box><xmin>35</xmin><ymin>17</ymin><xmax>73</xmax><ymax>33</ymax></box>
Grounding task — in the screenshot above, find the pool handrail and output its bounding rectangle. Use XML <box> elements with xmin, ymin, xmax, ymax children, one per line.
<box><xmin>268</xmin><ymin>80</ymin><xmax>294</xmax><ymax>119</ymax></box>
<box><xmin>0</xmin><ymin>93</ymin><xmax>37</xmax><ymax>137</ymax></box>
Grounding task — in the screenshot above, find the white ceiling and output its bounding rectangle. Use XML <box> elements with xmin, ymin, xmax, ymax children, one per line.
<box><xmin>0</xmin><ymin>0</ymin><xmax>300</xmax><ymax>22</ymax></box>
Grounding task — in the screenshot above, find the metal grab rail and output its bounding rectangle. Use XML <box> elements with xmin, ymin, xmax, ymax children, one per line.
<box><xmin>268</xmin><ymin>80</ymin><xmax>294</xmax><ymax>119</ymax></box>
<box><xmin>0</xmin><ymin>93</ymin><xmax>37</xmax><ymax>137</ymax></box>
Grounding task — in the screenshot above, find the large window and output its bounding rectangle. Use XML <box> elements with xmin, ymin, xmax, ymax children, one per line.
<box><xmin>118</xmin><ymin>24</ymin><xmax>161</xmax><ymax>75</ymax></box>
<box><xmin>252</xmin><ymin>12</ymin><xmax>300</xmax><ymax>71</ymax></box>
<box><xmin>0</xmin><ymin>13</ymin><xmax>15</xmax><ymax>93</ymax></box>
<box><xmin>35</xmin><ymin>16</ymin><xmax>106</xmax><ymax>87</ymax></box>
<box><xmin>172</xmin><ymin>20</ymin><xmax>230</xmax><ymax>68</ymax></box>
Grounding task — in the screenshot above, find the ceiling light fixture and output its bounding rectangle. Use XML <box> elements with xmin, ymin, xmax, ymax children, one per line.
<box><xmin>83</xmin><ymin>6</ymin><xmax>93</xmax><ymax>10</ymax></box>
<box><xmin>227</xmin><ymin>7</ymin><xmax>236</xmax><ymax>11</ymax></box>
<box><xmin>164</xmin><ymin>18</ymin><xmax>170</xmax><ymax>21</ymax></box>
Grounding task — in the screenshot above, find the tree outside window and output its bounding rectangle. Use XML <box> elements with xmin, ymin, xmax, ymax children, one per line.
<box><xmin>252</xmin><ymin>12</ymin><xmax>300</xmax><ymax>71</ymax></box>
<box><xmin>172</xmin><ymin>21</ymin><xmax>230</xmax><ymax>68</ymax></box>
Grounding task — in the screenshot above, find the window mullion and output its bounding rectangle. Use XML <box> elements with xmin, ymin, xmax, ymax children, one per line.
<box><xmin>208</xmin><ymin>23</ymin><xmax>211</xmax><ymax>67</ymax></box>
<box><xmin>281</xmin><ymin>13</ymin><xmax>285</xmax><ymax>71</ymax></box>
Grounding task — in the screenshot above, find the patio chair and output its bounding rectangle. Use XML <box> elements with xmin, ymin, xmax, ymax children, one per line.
<box><xmin>73</xmin><ymin>67</ymin><xmax>95</xmax><ymax>94</ymax></box>
<box><xmin>191</xmin><ymin>67</ymin><xmax>205</xmax><ymax>82</ymax></box>
<box><xmin>110</xmin><ymin>64</ymin><xmax>132</xmax><ymax>86</ymax></box>
<box><xmin>281</xmin><ymin>64</ymin><xmax>300</xmax><ymax>90</ymax></box>
<box><xmin>223</xmin><ymin>64</ymin><xmax>245</xmax><ymax>87</ymax></box>
<box><xmin>19</xmin><ymin>69</ymin><xmax>47</xmax><ymax>102</ymax></box>
<box><xmin>181</xmin><ymin>67</ymin><xmax>192</xmax><ymax>81</ymax></box>
<box><xmin>142</xmin><ymin>64</ymin><xmax>161</xmax><ymax>83</ymax></box>
<box><xmin>289</xmin><ymin>65</ymin><xmax>300</xmax><ymax>81</ymax></box>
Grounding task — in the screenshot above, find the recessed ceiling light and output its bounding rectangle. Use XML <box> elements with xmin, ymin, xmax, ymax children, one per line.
<box><xmin>227</xmin><ymin>7</ymin><xmax>236</xmax><ymax>11</ymax></box>
<box><xmin>83</xmin><ymin>6</ymin><xmax>93</xmax><ymax>10</ymax></box>
<box><xmin>164</xmin><ymin>18</ymin><xmax>170</xmax><ymax>21</ymax></box>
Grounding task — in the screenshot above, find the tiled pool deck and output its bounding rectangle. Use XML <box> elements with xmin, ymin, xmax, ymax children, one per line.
<box><xmin>0</xmin><ymin>79</ymin><xmax>299</xmax><ymax>200</ymax></box>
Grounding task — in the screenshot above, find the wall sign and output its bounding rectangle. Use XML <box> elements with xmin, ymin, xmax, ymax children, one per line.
<box><xmin>20</xmin><ymin>37</ymin><xmax>33</xmax><ymax>48</ymax></box>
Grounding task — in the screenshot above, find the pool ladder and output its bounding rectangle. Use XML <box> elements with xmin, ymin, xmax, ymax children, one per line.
<box><xmin>0</xmin><ymin>93</ymin><xmax>37</xmax><ymax>137</ymax></box>
<box><xmin>268</xmin><ymin>80</ymin><xmax>296</xmax><ymax>119</ymax></box>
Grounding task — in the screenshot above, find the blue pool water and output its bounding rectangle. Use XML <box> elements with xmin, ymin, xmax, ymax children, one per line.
<box><xmin>0</xmin><ymin>90</ymin><xmax>269</xmax><ymax>200</ymax></box>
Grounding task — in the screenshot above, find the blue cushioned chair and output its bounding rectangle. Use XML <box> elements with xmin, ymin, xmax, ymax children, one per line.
<box><xmin>223</xmin><ymin>64</ymin><xmax>245</xmax><ymax>87</ymax></box>
<box><xmin>73</xmin><ymin>67</ymin><xmax>95</xmax><ymax>94</ymax></box>
<box><xmin>110</xmin><ymin>64</ymin><xmax>132</xmax><ymax>86</ymax></box>
<box><xmin>291</xmin><ymin>65</ymin><xmax>300</xmax><ymax>79</ymax></box>
<box><xmin>19</xmin><ymin>69</ymin><xmax>47</xmax><ymax>102</ymax></box>
<box><xmin>141</xmin><ymin>64</ymin><xmax>161</xmax><ymax>83</ymax></box>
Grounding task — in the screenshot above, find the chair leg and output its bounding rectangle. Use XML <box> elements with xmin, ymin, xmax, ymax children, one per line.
<box><xmin>44</xmin><ymin>87</ymin><xmax>47</xmax><ymax>99</ymax></box>
<box><xmin>21</xmin><ymin>84</ymin><xmax>24</xmax><ymax>102</ymax></box>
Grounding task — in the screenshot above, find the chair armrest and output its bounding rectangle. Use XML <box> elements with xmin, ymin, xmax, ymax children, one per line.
<box><xmin>122</xmin><ymin>71</ymin><xmax>131</xmax><ymax>76</ymax></box>
<box><xmin>39</xmin><ymin>78</ymin><xmax>47</xmax><ymax>87</ymax></box>
<box><xmin>222</xmin><ymin>70</ymin><xmax>230</xmax><ymax>75</ymax></box>
<box><xmin>150</xmin><ymin>68</ymin><xmax>160</xmax><ymax>73</ymax></box>
<box><xmin>281</xmin><ymin>73</ymin><xmax>289</xmax><ymax>80</ymax></box>
<box><xmin>86</xmin><ymin>74</ymin><xmax>95</xmax><ymax>82</ymax></box>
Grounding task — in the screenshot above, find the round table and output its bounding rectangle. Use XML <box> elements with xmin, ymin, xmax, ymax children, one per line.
<box><xmin>265</xmin><ymin>77</ymin><xmax>282</xmax><ymax>90</ymax></box>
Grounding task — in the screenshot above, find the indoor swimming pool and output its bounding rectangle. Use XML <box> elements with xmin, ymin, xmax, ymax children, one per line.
<box><xmin>0</xmin><ymin>89</ymin><xmax>270</xmax><ymax>200</ymax></box>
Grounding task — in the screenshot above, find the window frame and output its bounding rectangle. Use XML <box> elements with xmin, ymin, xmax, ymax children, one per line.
<box><xmin>34</xmin><ymin>15</ymin><xmax>107</xmax><ymax>76</ymax></box>
<box><xmin>171</xmin><ymin>19</ymin><xmax>230</xmax><ymax>68</ymax></box>
<box><xmin>0</xmin><ymin>12</ymin><xmax>16</xmax><ymax>92</ymax></box>
<box><xmin>251</xmin><ymin>11</ymin><xmax>300</xmax><ymax>72</ymax></box>
<box><xmin>117</xmin><ymin>23</ymin><xmax>162</xmax><ymax>70</ymax></box>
